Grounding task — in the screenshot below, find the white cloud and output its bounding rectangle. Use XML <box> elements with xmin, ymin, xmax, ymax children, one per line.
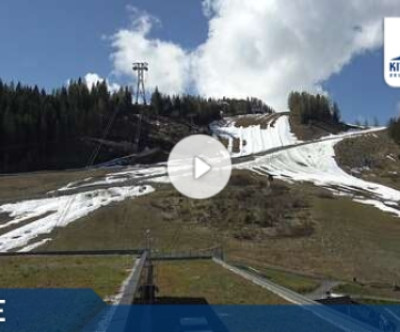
<box><xmin>109</xmin><ymin>6</ymin><xmax>191</xmax><ymax>96</ymax></box>
<box><xmin>109</xmin><ymin>1</ymin><xmax>400</xmax><ymax>111</ymax></box>
<box><xmin>193</xmin><ymin>0</ymin><xmax>399</xmax><ymax>111</ymax></box>
<box><xmin>84</xmin><ymin>73</ymin><xmax>121</xmax><ymax>93</ymax></box>
<box><xmin>84</xmin><ymin>73</ymin><xmax>104</xmax><ymax>89</ymax></box>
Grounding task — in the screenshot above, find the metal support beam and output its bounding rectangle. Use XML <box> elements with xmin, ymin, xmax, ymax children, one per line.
<box><xmin>132</xmin><ymin>62</ymin><xmax>148</xmax><ymax>105</ymax></box>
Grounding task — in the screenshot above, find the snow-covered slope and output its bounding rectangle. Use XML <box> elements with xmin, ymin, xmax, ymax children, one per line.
<box><xmin>0</xmin><ymin>113</ymin><xmax>396</xmax><ymax>252</ymax></box>
<box><xmin>210</xmin><ymin>114</ymin><xmax>298</xmax><ymax>157</ymax></box>
<box><xmin>0</xmin><ymin>185</ymin><xmax>154</xmax><ymax>252</ymax></box>
<box><xmin>212</xmin><ymin>113</ymin><xmax>400</xmax><ymax>216</ymax></box>
<box><xmin>238</xmin><ymin>130</ymin><xmax>400</xmax><ymax>217</ymax></box>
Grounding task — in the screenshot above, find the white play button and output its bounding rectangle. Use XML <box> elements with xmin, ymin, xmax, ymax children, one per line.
<box><xmin>193</xmin><ymin>156</ymin><xmax>212</xmax><ymax>180</ymax></box>
<box><xmin>167</xmin><ymin>135</ymin><xmax>232</xmax><ymax>200</ymax></box>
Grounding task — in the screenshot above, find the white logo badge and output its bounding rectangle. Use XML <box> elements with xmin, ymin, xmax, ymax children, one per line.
<box><xmin>385</xmin><ymin>18</ymin><xmax>400</xmax><ymax>87</ymax></box>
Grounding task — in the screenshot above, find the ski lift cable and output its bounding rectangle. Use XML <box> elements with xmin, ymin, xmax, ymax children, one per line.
<box><xmin>56</xmin><ymin>62</ymin><xmax>147</xmax><ymax>237</ymax></box>
<box><xmin>56</xmin><ymin>106</ymin><xmax>121</xmax><ymax>229</ymax></box>
<box><xmin>87</xmin><ymin>108</ymin><xmax>120</xmax><ymax>166</ymax></box>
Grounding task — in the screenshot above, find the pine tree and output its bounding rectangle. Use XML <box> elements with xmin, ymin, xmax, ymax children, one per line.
<box><xmin>150</xmin><ymin>87</ymin><xmax>163</xmax><ymax>116</ymax></box>
<box><xmin>332</xmin><ymin>103</ymin><xmax>341</xmax><ymax>124</ymax></box>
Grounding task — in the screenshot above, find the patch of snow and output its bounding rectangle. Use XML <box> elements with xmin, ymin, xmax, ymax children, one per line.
<box><xmin>18</xmin><ymin>238</ymin><xmax>52</xmax><ymax>252</ymax></box>
<box><xmin>237</xmin><ymin>127</ymin><xmax>400</xmax><ymax>217</ymax></box>
<box><xmin>211</xmin><ymin>115</ymin><xmax>299</xmax><ymax>157</ymax></box>
<box><xmin>57</xmin><ymin>166</ymin><xmax>167</xmax><ymax>192</ymax></box>
<box><xmin>57</xmin><ymin>176</ymin><xmax>121</xmax><ymax>192</ymax></box>
<box><xmin>346</xmin><ymin>123</ymin><xmax>368</xmax><ymax>129</ymax></box>
<box><xmin>110</xmin><ymin>165</ymin><xmax>167</xmax><ymax>181</ymax></box>
<box><xmin>350</xmin><ymin>166</ymin><xmax>370</xmax><ymax>175</ymax></box>
<box><xmin>353</xmin><ymin>199</ymin><xmax>400</xmax><ymax>217</ymax></box>
<box><xmin>329</xmin><ymin>293</ymin><xmax>346</xmax><ymax>298</ymax></box>
<box><xmin>386</xmin><ymin>155</ymin><xmax>397</xmax><ymax>162</ymax></box>
<box><xmin>0</xmin><ymin>185</ymin><xmax>154</xmax><ymax>252</ymax></box>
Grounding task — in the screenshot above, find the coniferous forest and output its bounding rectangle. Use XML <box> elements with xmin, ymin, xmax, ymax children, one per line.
<box><xmin>0</xmin><ymin>79</ymin><xmax>273</xmax><ymax>173</ymax></box>
<box><xmin>0</xmin><ymin>79</ymin><xmax>134</xmax><ymax>172</ymax></box>
<box><xmin>288</xmin><ymin>91</ymin><xmax>341</xmax><ymax>125</ymax></box>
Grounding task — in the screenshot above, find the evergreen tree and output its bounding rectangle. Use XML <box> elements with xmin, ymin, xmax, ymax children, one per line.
<box><xmin>332</xmin><ymin>103</ymin><xmax>340</xmax><ymax>124</ymax></box>
<box><xmin>0</xmin><ymin>78</ymin><xmax>275</xmax><ymax>172</ymax></box>
<box><xmin>288</xmin><ymin>91</ymin><xmax>341</xmax><ymax>125</ymax></box>
<box><xmin>150</xmin><ymin>87</ymin><xmax>163</xmax><ymax>116</ymax></box>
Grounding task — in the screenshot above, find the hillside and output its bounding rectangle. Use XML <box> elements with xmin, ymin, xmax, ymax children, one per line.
<box><xmin>0</xmin><ymin>79</ymin><xmax>273</xmax><ymax>173</ymax></box>
<box><xmin>288</xmin><ymin>92</ymin><xmax>355</xmax><ymax>141</ymax></box>
<box><xmin>1</xmin><ymin>91</ymin><xmax>400</xmax><ymax>303</ymax></box>
<box><xmin>335</xmin><ymin>130</ymin><xmax>400</xmax><ymax>191</ymax></box>
<box><xmin>0</xmin><ymin>112</ymin><xmax>396</xmax><ymax>253</ymax></box>
<box><xmin>289</xmin><ymin>117</ymin><xmax>353</xmax><ymax>141</ymax></box>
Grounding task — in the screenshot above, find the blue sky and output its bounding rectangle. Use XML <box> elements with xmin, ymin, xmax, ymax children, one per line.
<box><xmin>0</xmin><ymin>0</ymin><xmax>399</xmax><ymax>124</ymax></box>
<box><xmin>0</xmin><ymin>0</ymin><xmax>206</xmax><ymax>88</ymax></box>
<box><xmin>323</xmin><ymin>49</ymin><xmax>399</xmax><ymax>125</ymax></box>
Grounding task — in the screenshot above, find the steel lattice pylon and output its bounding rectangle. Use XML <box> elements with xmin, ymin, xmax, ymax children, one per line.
<box><xmin>132</xmin><ymin>62</ymin><xmax>149</xmax><ymax>149</ymax></box>
<box><xmin>133</xmin><ymin>62</ymin><xmax>149</xmax><ymax>105</ymax></box>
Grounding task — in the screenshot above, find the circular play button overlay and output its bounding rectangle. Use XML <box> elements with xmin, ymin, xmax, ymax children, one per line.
<box><xmin>167</xmin><ymin>135</ymin><xmax>232</xmax><ymax>200</ymax></box>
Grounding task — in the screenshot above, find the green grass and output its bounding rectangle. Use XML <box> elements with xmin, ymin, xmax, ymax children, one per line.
<box><xmin>238</xmin><ymin>265</ymin><xmax>320</xmax><ymax>294</ymax></box>
<box><xmin>4</xmin><ymin>168</ymin><xmax>400</xmax><ymax>301</ymax></box>
<box><xmin>334</xmin><ymin>283</ymin><xmax>383</xmax><ymax>296</ymax></box>
<box><xmin>39</xmin><ymin>176</ymin><xmax>400</xmax><ymax>300</ymax></box>
<box><xmin>156</xmin><ymin>260</ymin><xmax>287</xmax><ymax>304</ymax></box>
<box><xmin>224</xmin><ymin>184</ymin><xmax>400</xmax><ymax>293</ymax></box>
<box><xmin>42</xmin><ymin>171</ymin><xmax>310</xmax><ymax>251</ymax></box>
<box><xmin>357</xmin><ymin>298</ymin><xmax>400</xmax><ymax>305</ymax></box>
<box><xmin>42</xmin><ymin>186</ymin><xmax>219</xmax><ymax>252</ymax></box>
<box><xmin>335</xmin><ymin>131</ymin><xmax>400</xmax><ymax>191</ymax></box>
<box><xmin>333</xmin><ymin>283</ymin><xmax>400</xmax><ymax>303</ymax></box>
<box><xmin>0</xmin><ymin>256</ymin><xmax>133</xmax><ymax>300</ymax></box>
<box><xmin>0</xmin><ymin>168</ymin><xmax>108</xmax><ymax>203</ymax></box>
<box><xmin>289</xmin><ymin>116</ymin><xmax>349</xmax><ymax>141</ymax></box>
<box><xmin>150</xmin><ymin>172</ymin><xmax>312</xmax><ymax>240</ymax></box>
